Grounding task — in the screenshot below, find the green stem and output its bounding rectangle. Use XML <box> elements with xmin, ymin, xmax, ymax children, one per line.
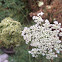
<box><xmin>29</xmin><ymin>54</ymin><xmax>31</xmax><ymax>62</ymax></box>
<box><xmin>28</xmin><ymin>44</ymin><xmax>31</xmax><ymax>62</ymax></box>
<box><xmin>58</xmin><ymin>54</ymin><xmax>62</xmax><ymax>58</ymax></box>
<box><xmin>50</xmin><ymin>59</ymin><xmax>53</xmax><ymax>62</ymax></box>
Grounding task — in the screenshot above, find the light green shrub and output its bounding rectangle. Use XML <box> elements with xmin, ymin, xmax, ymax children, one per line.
<box><xmin>0</xmin><ymin>17</ymin><xmax>22</xmax><ymax>48</ymax></box>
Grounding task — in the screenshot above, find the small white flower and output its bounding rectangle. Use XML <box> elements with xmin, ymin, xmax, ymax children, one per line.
<box><xmin>55</xmin><ymin>55</ymin><xmax>58</xmax><ymax>57</ymax></box>
<box><xmin>54</xmin><ymin>21</ymin><xmax>58</xmax><ymax>24</ymax></box>
<box><xmin>56</xmin><ymin>50</ymin><xmax>60</xmax><ymax>53</ymax></box>
<box><xmin>37</xmin><ymin>12</ymin><xmax>44</xmax><ymax>16</ymax></box>
<box><xmin>32</xmin><ymin>16</ymin><xmax>38</xmax><ymax>20</ymax></box>
<box><xmin>60</xmin><ymin>28</ymin><xmax>62</xmax><ymax>31</ymax></box>
<box><xmin>28</xmin><ymin>51</ymin><xmax>31</xmax><ymax>53</ymax></box>
<box><xmin>45</xmin><ymin>19</ymin><xmax>49</xmax><ymax>23</ymax></box>
<box><xmin>59</xmin><ymin>32</ymin><xmax>62</xmax><ymax>36</ymax></box>
<box><xmin>38</xmin><ymin>1</ymin><xmax>44</xmax><ymax>7</ymax></box>
<box><xmin>42</xmin><ymin>53</ymin><xmax>45</xmax><ymax>56</ymax></box>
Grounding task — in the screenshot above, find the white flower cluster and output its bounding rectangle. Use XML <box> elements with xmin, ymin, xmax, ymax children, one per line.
<box><xmin>22</xmin><ymin>12</ymin><xmax>62</xmax><ymax>59</ymax></box>
<box><xmin>32</xmin><ymin>12</ymin><xmax>44</xmax><ymax>24</ymax></box>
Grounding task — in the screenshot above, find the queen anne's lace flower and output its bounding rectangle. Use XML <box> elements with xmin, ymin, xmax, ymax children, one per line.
<box><xmin>22</xmin><ymin>12</ymin><xmax>62</xmax><ymax>59</ymax></box>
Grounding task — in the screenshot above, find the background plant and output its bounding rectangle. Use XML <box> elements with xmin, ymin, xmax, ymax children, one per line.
<box><xmin>0</xmin><ymin>0</ymin><xmax>30</xmax><ymax>24</ymax></box>
<box><xmin>29</xmin><ymin>0</ymin><xmax>62</xmax><ymax>26</ymax></box>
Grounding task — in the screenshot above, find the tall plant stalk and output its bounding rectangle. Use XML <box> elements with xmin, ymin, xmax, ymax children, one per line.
<box><xmin>50</xmin><ymin>59</ymin><xmax>53</xmax><ymax>62</ymax></box>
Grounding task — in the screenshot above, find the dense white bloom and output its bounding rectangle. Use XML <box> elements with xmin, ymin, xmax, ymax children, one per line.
<box><xmin>22</xmin><ymin>12</ymin><xmax>62</xmax><ymax>59</ymax></box>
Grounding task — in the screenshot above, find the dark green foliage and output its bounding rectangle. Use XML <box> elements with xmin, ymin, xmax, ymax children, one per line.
<box><xmin>0</xmin><ymin>40</ymin><xmax>62</xmax><ymax>62</ymax></box>
<box><xmin>0</xmin><ymin>0</ymin><xmax>30</xmax><ymax>24</ymax></box>
<box><xmin>8</xmin><ymin>42</ymin><xmax>62</xmax><ymax>62</ymax></box>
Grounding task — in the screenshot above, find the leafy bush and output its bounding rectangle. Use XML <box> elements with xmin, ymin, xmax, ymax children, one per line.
<box><xmin>0</xmin><ymin>17</ymin><xmax>22</xmax><ymax>48</ymax></box>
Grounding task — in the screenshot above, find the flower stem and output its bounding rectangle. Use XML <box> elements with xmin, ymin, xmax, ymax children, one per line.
<box><xmin>50</xmin><ymin>59</ymin><xmax>53</xmax><ymax>62</ymax></box>
<box><xmin>29</xmin><ymin>54</ymin><xmax>31</xmax><ymax>62</ymax></box>
<box><xmin>28</xmin><ymin>44</ymin><xmax>31</xmax><ymax>62</ymax></box>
